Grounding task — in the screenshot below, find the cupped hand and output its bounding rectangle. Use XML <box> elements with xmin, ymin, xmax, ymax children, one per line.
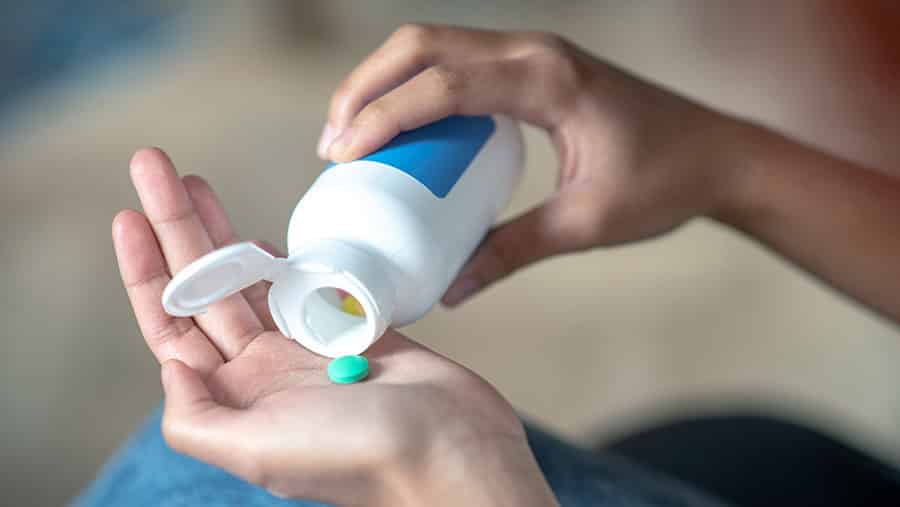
<box><xmin>113</xmin><ymin>148</ymin><xmax>557</xmax><ymax>506</ymax></box>
<box><xmin>318</xmin><ymin>24</ymin><xmax>742</xmax><ymax>306</ymax></box>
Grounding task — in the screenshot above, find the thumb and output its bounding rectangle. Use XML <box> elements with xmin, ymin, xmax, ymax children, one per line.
<box><xmin>161</xmin><ymin>359</ymin><xmax>221</xmax><ymax>418</ymax></box>
<box><xmin>160</xmin><ymin>360</ymin><xmax>254</xmax><ymax>481</ymax></box>
<box><xmin>442</xmin><ymin>200</ymin><xmax>571</xmax><ymax>307</ymax></box>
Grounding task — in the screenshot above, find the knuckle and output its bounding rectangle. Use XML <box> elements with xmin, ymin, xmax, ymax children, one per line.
<box><xmin>328</xmin><ymin>83</ymin><xmax>362</xmax><ymax>125</ymax></box>
<box><xmin>393</xmin><ymin>23</ymin><xmax>438</xmax><ymax>48</ymax></box>
<box><xmin>329</xmin><ymin>84</ymin><xmax>353</xmax><ymax>112</ymax></box>
<box><xmin>425</xmin><ymin>65</ymin><xmax>465</xmax><ymax>107</ymax></box>
<box><xmin>357</xmin><ymin>100</ymin><xmax>393</xmax><ymax>127</ymax></box>
<box><xmin>521</xmin><ymin>31</ymin><xmax>570</xmax><ymax>55</ymax></box>
<box><xmin>523</xmin><ymin>35</ymin><xmax>582</xmax><ymax>114</ymax></box>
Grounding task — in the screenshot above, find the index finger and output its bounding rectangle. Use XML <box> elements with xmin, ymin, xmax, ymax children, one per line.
<box><xmin>323</xmin><ymin>29</ymin><xmax>578</xmax><ymax>162</ymax></box>
<box><xmin>320</xmin><ymin>24</ymin><xmax>517</xmax><ymax>156</ymax></box>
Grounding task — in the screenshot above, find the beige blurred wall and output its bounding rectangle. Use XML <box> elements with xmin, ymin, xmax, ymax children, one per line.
<box><xmin>3</xmin><ymin>2</ymin><xmax>900</xmax><ymax>505</ymax></box>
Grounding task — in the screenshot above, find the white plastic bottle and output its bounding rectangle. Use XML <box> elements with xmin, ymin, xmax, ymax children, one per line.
<box><xmin>163</xmin><ymin>115</ymin><xmax>523</xmax><ymax>358</ymax></box>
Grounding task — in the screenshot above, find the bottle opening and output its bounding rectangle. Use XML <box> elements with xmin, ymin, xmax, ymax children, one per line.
<box><xmin>302</xmin><ymin>287</ymin><xmax>370</xmax><ymax>348</ymax></box>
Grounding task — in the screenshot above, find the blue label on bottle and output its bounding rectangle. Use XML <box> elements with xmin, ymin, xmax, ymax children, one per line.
<box><xmin>327</xmin><ymin>115</ymin><xmax>496</xmax><ymax>198</ymax></box>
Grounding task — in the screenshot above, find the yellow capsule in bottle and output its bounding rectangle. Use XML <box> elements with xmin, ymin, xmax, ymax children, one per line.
<box><xmin>340</xmin><ymin>294</ymin><xmax>365</xmax><ymax>317</ymax></box>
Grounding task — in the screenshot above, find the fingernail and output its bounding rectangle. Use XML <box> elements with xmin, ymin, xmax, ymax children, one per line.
<box><xmin>326</xmin><ymin>127</ymin><xmax>355</xmax><ymax>160</ymax></box>
<box><xmin>316</xmin><ymin>124</ymin><xmax>340</xmax><ymax>159</ymax></box>
<box><xmin>443</xmin><ymin>277</ymin><xmax>481</xmax><ymax>307</ymax></box>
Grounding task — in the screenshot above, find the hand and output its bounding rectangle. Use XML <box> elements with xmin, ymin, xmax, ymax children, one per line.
<box><xmin>317</xmin><ymin>24</ymin><xmax>742</xmax><ymax>306</ymax></box>
<box><xmin>113</xmin><ymin>148</ymin><xmax>558</xmax><ymax>506</ymax></box>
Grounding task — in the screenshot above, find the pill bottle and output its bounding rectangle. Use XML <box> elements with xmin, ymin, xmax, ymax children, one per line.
<box><xmin>162</xmin><ymin>115</ymin><xmax>524</xmax><ymax>357</ymax></box>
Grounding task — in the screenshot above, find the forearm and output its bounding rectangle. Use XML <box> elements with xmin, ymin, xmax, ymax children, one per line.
<box><xmin>716</xmin><ymin>120</ymin><xmax>900</xmax><ymax>322</ymax></box>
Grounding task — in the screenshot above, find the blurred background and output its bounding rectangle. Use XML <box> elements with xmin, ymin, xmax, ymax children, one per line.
<box><xmin>3</xmin><ymin>1</ymin><xmax>900</xmax><ymax>505</ymax></box>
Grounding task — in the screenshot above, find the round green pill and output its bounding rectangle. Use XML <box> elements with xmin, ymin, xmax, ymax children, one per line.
<box><xmin>327</xmin><ymin>355</ymin><xmax>369</xmax><ymax>384</ymax></box>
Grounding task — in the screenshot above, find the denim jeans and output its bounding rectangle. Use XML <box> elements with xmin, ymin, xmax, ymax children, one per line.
<box><xmin>73</xmin><ymin>408</ymin><xmax>726</xmax><ymax>507</ymax></box>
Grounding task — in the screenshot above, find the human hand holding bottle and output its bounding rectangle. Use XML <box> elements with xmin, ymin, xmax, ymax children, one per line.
<box><xmin>320</xmin><ymin>24</ymin><xmax>900</xmax><ymax>322</ymax></box>
<box><xmin>317</xmin><ymin>24</ymin><xmax>744</xmax><ymax>306</ymax></box>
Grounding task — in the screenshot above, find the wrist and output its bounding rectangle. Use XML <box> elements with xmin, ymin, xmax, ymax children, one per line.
<box><xmin>703</xmin><ymin>114</ymin><xmax>777</xmax><ymax>230</ymax></box>
<box><xmin>383</xmin><ymin>426</ymin><xmax>558</xmax><ymax>507</ymax></box>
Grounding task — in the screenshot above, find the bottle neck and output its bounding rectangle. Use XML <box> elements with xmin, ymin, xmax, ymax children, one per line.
<box><xmin>270</xmin><ymin>239</ymin><xmax>396</xmax><ymax>358</ymax></box>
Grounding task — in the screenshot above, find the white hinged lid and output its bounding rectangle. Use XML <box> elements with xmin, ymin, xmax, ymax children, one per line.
<box><xmin>162</xmin><ymin>242</ymin><xmax>285</xmax><ymax>317</ymax></box>
<box><xmin>161</xmin><ymin>239</ymin><xmax>396</xmax><ymax>358</ymax></box>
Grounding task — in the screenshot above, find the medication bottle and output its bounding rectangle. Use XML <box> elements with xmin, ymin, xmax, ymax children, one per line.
<box><xmin>163</xmin><ymin>115</ymin><xmax>523</xmax><ymax>357</ymax></box>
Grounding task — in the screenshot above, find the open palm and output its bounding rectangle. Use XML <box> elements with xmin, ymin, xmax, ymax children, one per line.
<box><xmin>112</xmin><ymin>148</ymin><xmax>532</xmax><ymax>504</ymax></box>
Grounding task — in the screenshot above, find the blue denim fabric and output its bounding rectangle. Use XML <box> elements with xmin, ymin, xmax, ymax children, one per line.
<box><xmin>73</xmin><ymin>408</ymin><xmax>727</xmax><ymax>507</ymax></box>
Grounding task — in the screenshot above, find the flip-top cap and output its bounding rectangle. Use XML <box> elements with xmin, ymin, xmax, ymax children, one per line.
<box><xmin>162</xmin><ymin>242</ymin><xmax>284</xmax><ymax>317</ymax></box>
<box><xmin>162</xmin><ymin>240</ymin><xmax>395</xmax><ymax>358</ymax></box>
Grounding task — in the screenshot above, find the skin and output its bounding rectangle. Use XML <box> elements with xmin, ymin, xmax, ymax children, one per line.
<box><xmin>115</xmin><ymin>148</ymin><xmax>557</xmax><ymax>506</ymax></box>
<box><xmin>116</xmin><ymin>23</ymin><xmax>900</xmax><ymax>506</ymax></box>
<box><xmin>320</xmin><ymin>24</ymin><xmax>743</xmax><ymax>307</ymax></box>
<box><xmin>319</xmin><ymin>24</ymin><xmax>900</xmax><ymax>321</ymax></box>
